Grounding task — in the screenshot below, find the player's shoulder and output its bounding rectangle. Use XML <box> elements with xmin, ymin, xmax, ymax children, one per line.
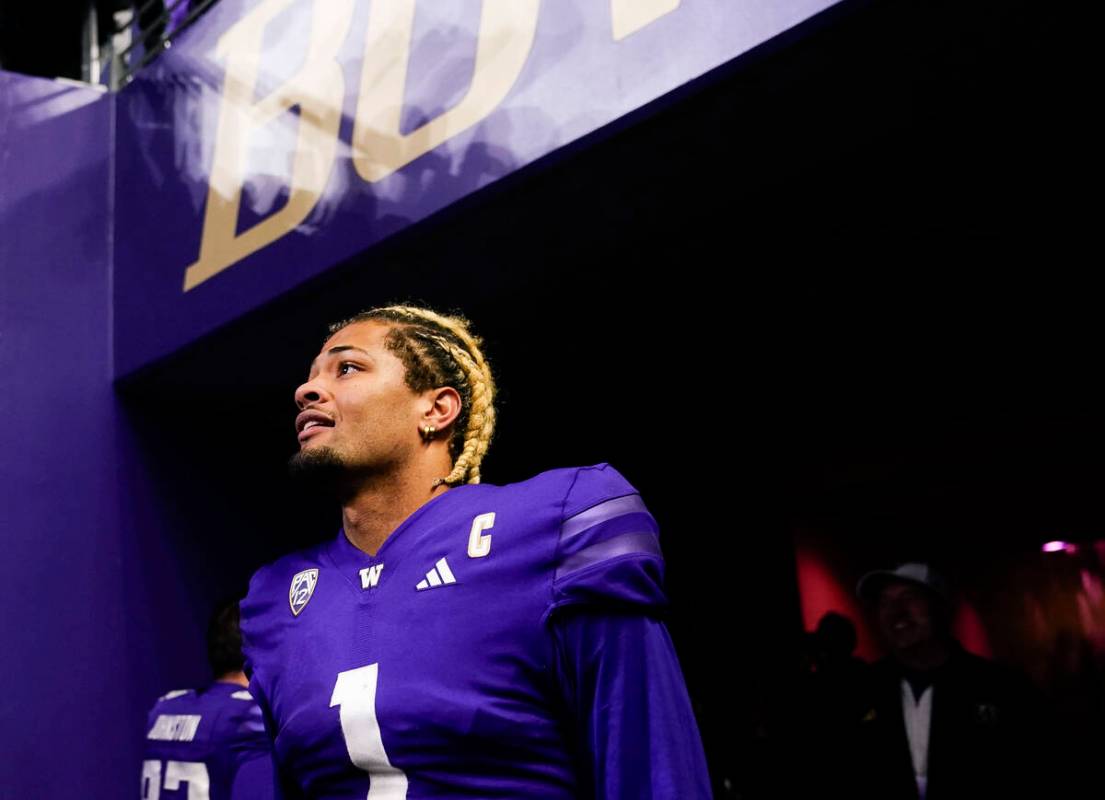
<box><xmin>559</xmin><ymin>462</ymin><xmax>643</xmax><ymax>516</ymax></box>
<box><xmin>150</xmin><ymin>683</ymin><xmax>266</xmax><ymax>747</ymax></box>
<box><xmin>207</xmin><ymin>684</ymin><xmax>261</xmax><ymax>707</ymax></box>
<box><xmin>482</xmin><ymin>463</ymin><xmax>653</xmax><ymax>551</ymax></box>
<box><xmin>245</xmin><ymin>540</ymin><xmax>328</xmax><ymax>596</ymax></box>
<box><xmin>147</xmin><ymin>687</ymin><xmax>197</xmax><ymax>717</ymax></box>
<box><xmin>155</xmin><ymin>688</ymin><xmax>196</xmax><ymax>704</ymax></box>
<box><xmin>145</xmin><ymin>687</ymin><xmax>203</xmax><ymax>729</ymax></box>
<box><xmin>206</xmin><ymin>685</ymin><xmax>268</xmax><ymax>736</ymax></box>
<box><xmin>491</xmin><ymin>462</ymin><xmax>643</xmax><ymax>511</ymax></box>
<box><xmin>240</xmin><ymin>541</ymin><xmax>329</xmax><ymax>657</ymax></box>
<box><xmin>473</xmin><ymin>464</ymin><xmax>647</xmax><ymax>550</ymax></box>
<box><xmin>532</xmin><ymin>464</ymin><xmax>666</xmax><ymax>616</ymax></box>
<box><xmin>241</xmin><ymin>540</ymin><xmax>328</xmax><ymax>622</ymax></box>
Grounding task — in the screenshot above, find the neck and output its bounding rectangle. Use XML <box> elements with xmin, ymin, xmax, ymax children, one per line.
<box><xmin>895</xmin><ymin>638</ymin><xmax>954</xmax><ymax>673</ymax></box>
<box><xmin>216</xmin><ymin>670</ymin><xmax>249</xmax><ymax>688</ymax></box>
<box><xmin>340</xmin><ymin>457</ymin><xmax>453</xmax><ymax>556</ymax></box>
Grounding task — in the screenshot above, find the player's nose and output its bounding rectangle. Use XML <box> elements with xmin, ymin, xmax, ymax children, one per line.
<box><xmin>294</xmin><ymin>377</ymin><xmax>329</xmax><ymax>409</ymax></box>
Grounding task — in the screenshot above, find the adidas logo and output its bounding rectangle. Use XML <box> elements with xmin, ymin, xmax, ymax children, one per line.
<box><xmin>416</xmin><ymin>558</ymin><xmax>456</xmax><ymax>590</ymax></box>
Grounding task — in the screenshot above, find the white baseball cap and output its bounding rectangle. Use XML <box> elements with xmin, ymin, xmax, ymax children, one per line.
<box><xmin>856</xmin><ymin>562</ymin><xmax>950</xmax><ymax>604</ymax></box>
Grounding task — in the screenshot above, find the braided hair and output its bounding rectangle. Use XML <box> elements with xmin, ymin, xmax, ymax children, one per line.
<box><xmin>326</xmin><ymin>305</ymin><xmax>496</xmax><ymax>488</ymax></box>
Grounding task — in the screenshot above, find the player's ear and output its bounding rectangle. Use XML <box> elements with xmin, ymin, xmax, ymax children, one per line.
<box><xmin>421</xmin><ymin>386</ymin><xmax>461</xmax><ymax>433</ymax></box>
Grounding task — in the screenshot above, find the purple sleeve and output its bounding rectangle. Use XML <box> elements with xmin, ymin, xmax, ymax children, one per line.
<box><xmin>231</xmin><ymin>752</ymin><xmax>304</xmax><ymax>800</ymax></box>
<box><xmin>241</xmin><ymin>575</ymin><xmax>311</xmax><ymax>800</ymax></box>
<box><xmin>248</xmin><ymin>680</ymin><xmax>308</xmax><ymax>800</ymax></box>
<box><xmin>227</xmin><ymin>699</ymin><xmax>276</xmax><ymax>800</ymax></box>
<box><xmin>230</xmin><ymin>754</ymin><xmax>274</xmax><ymax>800</ymax></box>
<box><xmin>244</xmin><ymin>749</ymin><xmax>305</xmax><ymax>800</ymax></box>
<box><xmin>552</xmin><ymin>610</ymin><xmax>713</xmax><ymax>800</ymax></box>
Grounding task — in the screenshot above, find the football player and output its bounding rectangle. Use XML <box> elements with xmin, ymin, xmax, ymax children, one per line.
<box><xmin>142</xmin><ymin>600</ymin><xmax>274</xmax><ymax>799</ymax></box>
<box><xmin>241</xmin><ymin>305</ymin><xmax>711</xmax><ymax>798</ymax></box>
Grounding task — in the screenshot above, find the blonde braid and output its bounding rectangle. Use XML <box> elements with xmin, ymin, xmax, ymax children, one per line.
<box><xmin>425</xmin><ymin>334</ymin><xmax>495</xmax><ymax>487</ymax></box>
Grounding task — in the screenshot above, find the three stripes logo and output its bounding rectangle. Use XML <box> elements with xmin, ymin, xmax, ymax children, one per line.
<box><xmin>416</xmin><ymin>558</ymin><xmax>457</xmax><ymax>591</ymax></box>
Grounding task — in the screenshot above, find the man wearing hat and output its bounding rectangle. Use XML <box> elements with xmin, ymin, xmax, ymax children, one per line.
<box><xmin>848</xmin><ymin>562</ymin><xmax>1046</xmax><ymax>800</ymax></box>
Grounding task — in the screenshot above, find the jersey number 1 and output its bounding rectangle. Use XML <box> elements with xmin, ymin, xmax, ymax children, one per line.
<box><xmin>331</xmin><ymin>663</ymin><xmax>409</xmax><ymax>799</ymax></box>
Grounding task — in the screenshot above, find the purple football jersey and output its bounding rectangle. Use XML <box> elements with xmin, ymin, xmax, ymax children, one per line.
<box><xmin>142</xmin><ymin>682</ymin><xmax>275</xmax><ymax>799</ymax></box>
<box><xmin>241</xmin><ymin>463</ymin><xmax>711</xmax><ymax>799</ymax></box>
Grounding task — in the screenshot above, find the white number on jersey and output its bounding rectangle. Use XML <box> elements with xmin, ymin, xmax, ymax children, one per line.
<box><xmin>141</xmin><ymin>760</ymin><xmax>161</xmax><ymax>800</ymax></box>
<box><xmin>141</xmin><ymin>759</ymin><xmax>210</xmax><ymax>799</ymax></box>
<box><xmin>331</xmin><ymin>663</ymin><xmax>409</xmax><ymax>799</ymax></box>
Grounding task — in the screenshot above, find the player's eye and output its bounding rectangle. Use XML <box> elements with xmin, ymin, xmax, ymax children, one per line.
<box><xmin>338</xmin><ymin>362</ymin><xmax>361</xmax><ymax>376</ymax></box>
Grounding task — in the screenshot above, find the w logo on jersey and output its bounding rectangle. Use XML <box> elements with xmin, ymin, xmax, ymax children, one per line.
<box><xmin>359</xmin><ymin>564</ymin><xmax>384</xmax><ymax>590</ymax></box>
<box><xmin>289</xmin><ymin>569</ymin><xmax>319</xmax><ymax>617</ymax></box>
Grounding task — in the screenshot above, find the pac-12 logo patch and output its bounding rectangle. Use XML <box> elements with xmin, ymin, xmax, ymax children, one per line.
<box><xmin>289</xmin><ymin>569</ymin><xmax>319</xmax><ymax>617</ymax></box>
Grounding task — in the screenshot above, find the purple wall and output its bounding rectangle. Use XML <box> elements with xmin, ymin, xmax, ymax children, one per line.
<box><xmin>0</xmin><ymin>70</ymin><xmax>214</xmax><ymax>797</ymax></box>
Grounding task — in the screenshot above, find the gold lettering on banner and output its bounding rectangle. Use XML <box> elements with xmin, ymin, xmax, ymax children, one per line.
<box><xmin>610</xmin><ymin>0</ymin><xmax>681</xmax><ymax>41</ymax></box>
<box><xmin>183</xmin><ymin>0</ymin><xmax>354</xmax><ymax>291</ymax></box>
<box><xmin>182</xmin><ymin>0</ymin><xmax>680</xmax><ymax>291</ymax></box>
<box><xmin>351</xmin><ymin>0</ymin><xmax>540</xmax><ymax>183</ymax></box>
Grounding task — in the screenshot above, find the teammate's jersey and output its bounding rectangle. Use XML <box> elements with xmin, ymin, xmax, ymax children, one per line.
<box><xmin>142</xmin><ymin>682</ymin><xmax>275</xmax><ymax>800</ymax></box>
<box><xmin>241</xmin><ymin>463</ymin><xmax>711</xmax><ymax>799</ymax></box>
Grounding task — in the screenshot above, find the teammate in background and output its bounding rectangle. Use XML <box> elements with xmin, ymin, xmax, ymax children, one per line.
<box><xmin>142</xmin><ymin>599</ymin><xmax>274</xmax><ymax>800</ymax></box>
<box><xmin>241</xmin><ymin>305</ymin><xmax>712</xmax><ymax>798</ymax></box>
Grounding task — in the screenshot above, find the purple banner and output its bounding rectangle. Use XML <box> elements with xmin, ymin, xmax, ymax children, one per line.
<box><xmin>114</xmin><ymin>0</ymin><xmax>840</xmax><ymax>377</ymax></box>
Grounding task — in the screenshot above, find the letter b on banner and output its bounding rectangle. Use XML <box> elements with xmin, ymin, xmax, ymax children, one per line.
<box><xmin>183</xmin><ymin>0</ymin><xmax>354</xmax><ymax>291</ymax></box>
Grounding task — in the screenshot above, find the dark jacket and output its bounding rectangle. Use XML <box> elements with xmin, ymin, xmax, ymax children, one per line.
<box><xmin>843</xmin><ymin>645</ymin><xmax>1048</xmax><ymax>800</ymax></box>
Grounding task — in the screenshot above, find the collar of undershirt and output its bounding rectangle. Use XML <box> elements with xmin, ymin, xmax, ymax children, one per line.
<box><xmin>900</xmin><ymin>642</ymin><xmax>964</xmax><ymax>702</ymax></box>
<box><xmin>903</xmin><ymin>671</ymin><xmax>934</xmax><ymax>703</ymax></box>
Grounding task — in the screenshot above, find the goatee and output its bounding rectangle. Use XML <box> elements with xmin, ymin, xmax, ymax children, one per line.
<box><xmin>287</xmin><ymin>446</ymin><xmax>347</xmax><ymax>497</ymax></box>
